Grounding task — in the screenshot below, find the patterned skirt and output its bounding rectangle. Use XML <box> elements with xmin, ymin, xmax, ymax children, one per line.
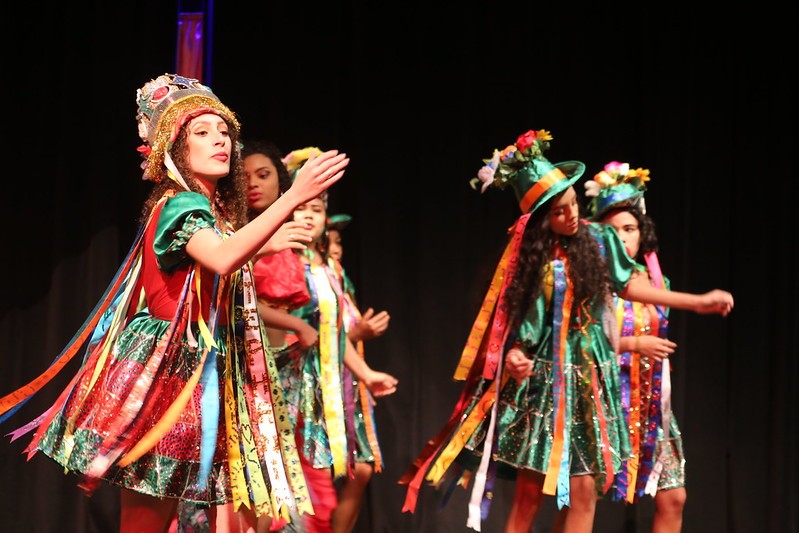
<box><xmin>38</xmin><ymin>313</ymin><xmax>233</xmax><ymax>504</ymax></box>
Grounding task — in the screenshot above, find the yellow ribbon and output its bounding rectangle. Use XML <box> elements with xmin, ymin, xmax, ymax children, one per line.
<box><xmin>310</xmin><ymin>264</ymin><xmax>348</xmax><ymax>478</ymax></box>
<box><xmin>425</xmin><ymin>374</ymin><xmax>509</xmax><ymax>485</ymax></box>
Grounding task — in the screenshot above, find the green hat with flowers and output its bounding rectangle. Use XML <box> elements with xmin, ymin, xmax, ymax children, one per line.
<box><xmin>584</xmin><ymin>161</ymin><xmax>650</xmax><ymax>220</ymax></box>
<box><xmin>326</xmin><ymin>213</ymin><xmax>352</xmax><ymax>231</ymax></box>
<box><xmin>471</xmin><ymin>129</ymin><xmax>585</xmax><ymax>214</ymax></box>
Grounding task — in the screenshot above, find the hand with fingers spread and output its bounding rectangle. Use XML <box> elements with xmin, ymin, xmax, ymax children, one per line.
<box><xmin>349</xmin><ymin>307</ymin><xmax>391</xmax><ymax>342</ymax></box>
<box><xmin>286</xmin><ymin>149</ymin><xmax>349</xmax><ymax>205</ymax></box>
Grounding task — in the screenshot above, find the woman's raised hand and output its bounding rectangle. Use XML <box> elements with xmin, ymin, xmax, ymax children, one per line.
<box><xmin>289</xmin><ymin>150</ymin><xmax>349</xmax><ymax>204</ymax></box>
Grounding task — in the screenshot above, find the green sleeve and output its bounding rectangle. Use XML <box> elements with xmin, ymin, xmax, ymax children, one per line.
<box><xmin>589</xmin><ymin>222</ymin><xmax>637</xmax><ymax>293</ymax></box>
<box><xmin>153</xmin><ymin>192</ymin><xmax>216</xmax><ymax>272</ymax></box>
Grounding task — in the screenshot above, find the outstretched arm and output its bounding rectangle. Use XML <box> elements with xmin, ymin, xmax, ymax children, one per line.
<box><xmin>186</xmin><ymin>150</ymin><xmax>348</xmax><ymax>275</ymax></box>
<box><xmin>620</xmin><ymin>271</ymin><xmax>734</xmax><ymax>316</ymax></box>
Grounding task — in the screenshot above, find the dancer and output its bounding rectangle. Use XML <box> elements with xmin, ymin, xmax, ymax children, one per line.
<box><xmin>0</xmin><ymin>74</ymin><xmax>347</xmax><ymax>532</ymax></box>
<box><xmin>283</xmin><ymin>147</ymin><xmax>398</xmax><ymax>533</ymax></box>
<box><xmin>323</xmin><ymin>213</ymin><xmax>391</xmax><ymax>533</ymax></box>
<box><xmin>244</xmin><ymin>139</ymin><xmax>319</xmax><ymax>352</ymax></box>
<box><xmin>400</xmin><ymin>129</ymin><xmax>733</xmax><ymax>533</ymax></box>
<box><xmin>586</xmin><ymin>161</ymin><xmax>687</xmax><ymax>533</ymax></box>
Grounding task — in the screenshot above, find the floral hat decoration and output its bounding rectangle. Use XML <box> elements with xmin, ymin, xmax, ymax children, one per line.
<box><xmin>584</xmin><ymin>161</ymin><xmax>650</xmax><ymax>220</ymax></box>
<box><xmin>326</xmin><ymin>213</ymin><xmax>352</xmax><ymax>231</ymax></box>
<box><xmin>135</xmin><ymin>73</ymin><xmax>239</xmax><ymax>185</ymax></box>
<box><xmin>471</xmin><ymin>129</ymin><xmax>586</xmax><ymax>214</ymax></box>
<box><xmin>283</xmin><ymin>146</ymin><xmax>324</xmax><ymax>173</ymax></box>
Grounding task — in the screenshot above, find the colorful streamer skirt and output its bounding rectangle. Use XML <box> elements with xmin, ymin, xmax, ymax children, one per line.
<box><xmin>37</xmin><ymin>314</ymin><xmax>233</xmax><ymax>505</ymax></box>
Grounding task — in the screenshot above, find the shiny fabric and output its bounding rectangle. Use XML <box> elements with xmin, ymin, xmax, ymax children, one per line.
<box><xmin>611</xmin><ymin>271</ymin><xmax>685</xmax><ymax>502</ymax></box>
<box><xmin>4</xmin><ymin>191</ymin><xmax>308</xmax><ymax>521</ymax></box>
<box><xmin>288</xmin><ymin>257</ymin><xmax>370</xmax><ymax>475</ymax></box>
<box><xmin>458</xmin><ymin>223</ymin><xmax>634</xmax><ymax>479</ymax></box>
<box><xmin>402</xmin><ymin>221</ymin><xmax>637</xmax><ymax>519</ymax></box>
<box><xmin>334</xmin><ymin>261</ymin><xmax>382</xmax><ymax>468</ymax></box>
<box><xmin>253</xmin><ymin>248</ymin><xmax>310</xmax><ymax>310</ymax></box>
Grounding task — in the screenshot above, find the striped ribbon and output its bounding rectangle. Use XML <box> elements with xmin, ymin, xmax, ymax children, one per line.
<box><xmin>116</xmin><ymin>215</ymin><xmax>227</xmax><ymax>471</ymax></box>
<box><xmin>401</xmin><ymin>215</ymin><xmax>530</xmax><ymax>516</ymax></box>
<box><xmin>240</xmin><ymin>263</ymin><xmax>311</xmax><ymax>518</ymax></box>
<box><xmin>454</xmin><ymin>214</ymin><xmax>530</xmax><ymax>380</ymax></box>
<box><xmin>0</xmin><ymin>196</ymin><xmax>158</xmax><ymax>423</ymax></box>
<box><xmin>339</xmin><ymin>285</ymin><xmax>383</xmax><ymax>472</ymax></box>
<box><xmin>309</xmin><ymin>264</ymin><xmax>348</xmax><ymax>478</ymax></box>
<box><xmin>542</xmin><ymin>256</ymin><xmax>574</xmax><ymax>508</ymax></box>
<box><xmin>642</xmin><ymin>251</ymin><xmax>672</xmax><ymax>497</ymax></box>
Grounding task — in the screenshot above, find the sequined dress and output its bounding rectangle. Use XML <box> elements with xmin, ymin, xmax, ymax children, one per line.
<box><xmin>401</xmin><ymin>220</ymin><xmax>637</xmax><ymax>520</ymax></box>
<box><xmin>610</xmin><ymin>261</ymin><xmax>685</xmax><ymax>503</ymax></box>
<box><xmin>0</xmin><ymin>191</ymin><xmax>309</xmax><ymax>521</ymax></box>
<box><xmin>287</xmin><ymin>256</ymin><xmax>376</xmax><ymax>478</ymax></box>
<box><xmin>332</xmin><ymin>260</ymin><xmax>384</xmax><ymax>469</ymax></box>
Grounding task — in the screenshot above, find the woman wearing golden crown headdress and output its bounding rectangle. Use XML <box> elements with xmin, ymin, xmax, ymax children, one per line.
<box><xmin>399</xmin><ymin>130</ymin><xmax>733</xmax><ymax>533</ymax></box>
<box><xmin>0</xmin><ymin>73</ymin><xmax>348</xmax><ymax>532</ymax></box>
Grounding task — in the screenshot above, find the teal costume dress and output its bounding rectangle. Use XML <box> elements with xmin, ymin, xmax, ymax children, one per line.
<box><xmin>402</xmin><ymin>219</ymin><xmax>636</xmax><ymax>524</ymax></box>
<box><xmin>334</xmin><ymin>259</ymin><xmax>384</xmax><ymax>470</ymax></box>
<box><xmin>0</xmin><ymin>191</ymin><xmax>309</xmax><ymax>522</ymax></box>
<box><xmin>287</xmin><ymin>254</ymin><xmax>378</xmax><ymax>477</ymax></box>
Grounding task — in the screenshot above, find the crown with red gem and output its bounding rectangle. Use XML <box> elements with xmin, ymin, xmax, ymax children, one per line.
<box><xmin>135</xmin><ymin>73</ymin><xmax>239</xmax><ymax>182</ymax></box>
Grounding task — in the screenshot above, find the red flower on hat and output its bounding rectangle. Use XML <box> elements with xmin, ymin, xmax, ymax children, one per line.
<box><xmin>515</xmin><ymin>130</ymin><xmax>537</xmax><ymax>153</ymax></box>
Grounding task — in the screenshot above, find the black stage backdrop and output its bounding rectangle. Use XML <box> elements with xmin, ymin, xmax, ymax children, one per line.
<box><xmin>1</xmin><ymin>3</ymin><xmax>796</xmax><ymax>532</ymax></box>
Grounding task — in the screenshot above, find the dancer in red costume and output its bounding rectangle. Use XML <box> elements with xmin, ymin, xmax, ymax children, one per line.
<box><xmin>0</xmin><ymin>74</ymin><xmax>348</xmax><ymax>533</ymax></box>
<box><xmin>283</xmin><ymin>147</ymin><xmax>398</xmax><ymax>533</ymax></box>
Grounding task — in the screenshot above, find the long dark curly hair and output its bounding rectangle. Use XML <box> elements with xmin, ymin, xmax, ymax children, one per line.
<box><xmin>504</xmin><ymin>193</ymin><xmax>613</xmax><ymax>327</ymax></box>
<box><xmin>139</xmin><ymin>118</ymin><xmax>247</xmax><ymax>229</ymax></box>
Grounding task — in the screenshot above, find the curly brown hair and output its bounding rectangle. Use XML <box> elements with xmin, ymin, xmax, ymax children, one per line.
<box><xmin>504</xmin><ymin>195</ymin><xmax>613</xmax><ymax>327</ymax></box>
<box><xmin>139</xmin><ymin>118</ymin><xmax>247</xmax><ymax>229</ymax></box>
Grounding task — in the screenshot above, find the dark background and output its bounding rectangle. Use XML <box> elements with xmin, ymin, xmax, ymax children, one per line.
<box><xmin>1</xmin><ymin>2</ymin><xmax>796</xmax><ymax>532</ymax></box>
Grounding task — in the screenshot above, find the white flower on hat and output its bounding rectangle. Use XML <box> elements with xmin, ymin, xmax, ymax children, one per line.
<box><xmin>471</xmin><ymin>149</ymin><xmax>500</xmax><ymax>193</ymax></box>
<box><xmin>584</xmin><ymin>180</ymin><xmax>601</xmax><ymax>198</ymax></box>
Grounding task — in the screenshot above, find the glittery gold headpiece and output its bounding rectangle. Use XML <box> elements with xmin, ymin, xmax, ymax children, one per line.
<box><xmin>135</xmin><ymin>73</ymin><xmax>240</xmax><ymax>182</ymax></box>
